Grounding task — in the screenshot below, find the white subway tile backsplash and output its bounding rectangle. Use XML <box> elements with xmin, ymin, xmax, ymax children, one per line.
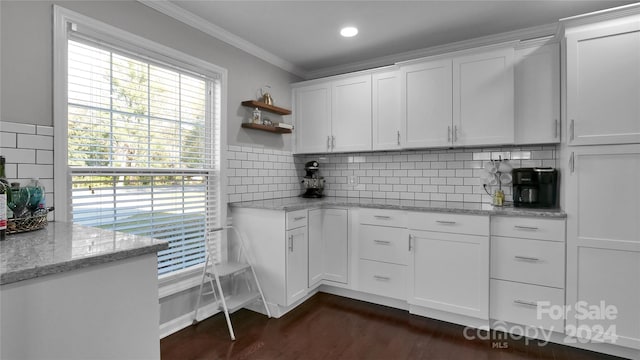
<box><xmin>1</xmin><ymin>132</ymin><xmax>17</xmax><ymax>147</ymax></box>
<box><xmin>298</xmin><ymin>144</ymin><xmax>558</xmax><ymax>204</ymax></box>
<box><xmin>0</xmin><ymin>122</ymin><xmax>36</xmax><ymax>134</ymax></box>
<box><xmin>0</xmin><ymin>148</ymin><xmax>36</xmax><ymax>164</ymax></box>
<box><xmin>17</xmin><ymin>134</ymin><xmax>54</xmax><ymax>150</ymax></box>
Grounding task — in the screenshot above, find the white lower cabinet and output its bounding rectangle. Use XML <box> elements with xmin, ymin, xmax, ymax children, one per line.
<box><xmin>358</xmin><ymin>259</ymin><xmax>407</xmax><ymax>300</ymax></box>
<box><xmin>490</xmin><ymin>279</ymin><xmax>565</xmax><ymax>331</ymax></box>
<box><xmin>286</xmin><ymin>225</ymin><xmax>309</xmax><ymax>304</ymax></box>
<box><xmin>357</xmin><ymin>209</ymin><xmax>409</xmax><ymax>300</ymax></box>
<box><xmin>230</xmin><ymin>208</ymin><xmax>310</xmax><ymax>316</ymax></box>
<box><xmin>490</xmin><ymin>216</ymin><xmax>566</xmax><ymax>333</ymax></box>
<box><xmin>408</xmin><ymin>212</ymin><xmax>490</xmax><ymax>320</ymax></box>
<box><xmin>308</xmin><ymin>208</ymin><xmax>349</xmax><ymax>287</ymax></box>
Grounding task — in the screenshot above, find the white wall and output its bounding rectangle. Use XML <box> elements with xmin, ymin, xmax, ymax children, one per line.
<box><xmin>0</xmin><ymin>0</ymin><xmax>300</xmax><ymax>151</ymax></box>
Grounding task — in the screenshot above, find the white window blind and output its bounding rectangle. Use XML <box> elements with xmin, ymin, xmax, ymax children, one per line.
<box><xmin>67</xmin><ymin>38</ymin><xmax>222</xmax><ymax>275</ymax></box>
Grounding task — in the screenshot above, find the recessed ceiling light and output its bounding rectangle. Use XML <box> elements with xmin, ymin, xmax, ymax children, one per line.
<box><xmin>340</xmin><ymin>26</ymin><xmax>358</xmax><ymax>38</ymax></box>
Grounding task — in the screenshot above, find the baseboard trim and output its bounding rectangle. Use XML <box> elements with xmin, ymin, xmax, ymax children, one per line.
<box><xmin>159</xmin><ymin>302</ymin><xmax>220</xmax><ymax>339</ymax></box>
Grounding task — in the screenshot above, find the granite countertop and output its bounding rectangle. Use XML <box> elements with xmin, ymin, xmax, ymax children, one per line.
<box><xmin>229</xmin><ymin>196</ymin><xmax>566</xmax><ymax>218</ymax></box>
<box><xmin>0</xmin><ymin>222</ymin><xmax>168</xmax><ymax>285</ymax></box>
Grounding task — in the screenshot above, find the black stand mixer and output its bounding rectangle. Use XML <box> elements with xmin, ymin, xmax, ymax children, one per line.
<box><xmin>301</xmin><ymin>160</ymin><xmax>325</xmax><ymax>198</ymax></box>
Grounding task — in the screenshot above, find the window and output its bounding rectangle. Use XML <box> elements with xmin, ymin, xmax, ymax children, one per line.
<box><xmin>54</xmin><ymin>7</ymin><xmax>226</xmax><ymax>277</ymax></box>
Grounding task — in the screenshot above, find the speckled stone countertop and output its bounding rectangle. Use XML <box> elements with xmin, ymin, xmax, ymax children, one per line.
<box><xmin>0</xmin><ymin>222</ymin><xmax>168</xmax><ymax>285</ymax></box>
<box><xmin>229</xmin><ymin>196</ymin><xmax>566</xmax><ymax>218</ymax></box>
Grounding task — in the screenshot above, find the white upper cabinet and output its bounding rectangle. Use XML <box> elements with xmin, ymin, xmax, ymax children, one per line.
<box><xmin>293</xmin><ymin>75</ymin><xmax>372</xmax><ymax>154</ymax></box>
<box><xmin>372</xmin><ymin>70</ymin><xmax>402</xmax><ymax>150</ymax></box>
<box><xmin>401</xmin><ymin>59</ymin><xmax>453</xmax><ymax>148</ymax></box>
<box><xmin>293</xmin><ymin>83</ymin><xmax>331</xmax><ymax>154</ymax></box>
<box><xmin>401</xmin><ymin>47</ymin><xmax>515</xmax><ymax>148</ymax></box>
<box><xmin>331</xmin><ymin>75</ymin><xmax>372</xmax><ymax>152</ymax></box>
<box><xmin>566</xmin><ymin>16</ymin><xmax>640</xmax><ymax>146</ymax></box>
<box><xmin>453</xmin><ymin>47</ymin><xmax>515</xmax><ymax>146</ymax></box>
<box><xmin>515</xmin><ymin>43</ymin><xmax>561</xmax><ymax>144</ymax></box>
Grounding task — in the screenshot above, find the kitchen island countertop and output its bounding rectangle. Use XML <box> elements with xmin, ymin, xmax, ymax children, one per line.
<box><xmin>229</xmin><ymin>196</ymin><xmax>566</xmax><ymax>218</ymax></box>
<box><xmin>0</xmin><ymin>222</ymin><xmax>168</xmax><ymax>285</ymax></box>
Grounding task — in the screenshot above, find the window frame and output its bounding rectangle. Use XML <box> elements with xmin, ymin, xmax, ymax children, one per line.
<box><xmin>53</xmin><ymin>6</ymin><xmax>228</xmax><ymax>290</ymax></box>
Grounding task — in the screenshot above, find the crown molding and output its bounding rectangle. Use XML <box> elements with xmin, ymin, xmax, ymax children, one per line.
<box><xmin>138</xmin><ymin>0</ymin><xmax>307</xmax><ymax>78</ymax></box>
<box><xmin>560</xmin><ymin>2</ymin><xmax>640</xmax><ymax>27</ymax></box>
<box><xmin>305</xmin><ymin>22</ymin><xmax>560</xmax><ymax>79</ymax></box>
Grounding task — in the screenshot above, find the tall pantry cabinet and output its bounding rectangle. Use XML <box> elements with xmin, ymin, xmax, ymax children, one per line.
<box><xmin>563</xmin><ymin>10</ymin><xmax>640</xmax><ymax>352</ymax></box>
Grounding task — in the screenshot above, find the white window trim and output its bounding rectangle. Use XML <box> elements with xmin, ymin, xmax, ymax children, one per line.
<box><xmin>53</xmin><ymin>6</ymin><xmax>228</xmax><ymax>293</ymax></box>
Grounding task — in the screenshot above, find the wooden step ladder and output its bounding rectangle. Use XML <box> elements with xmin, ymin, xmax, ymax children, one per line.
<box><xmin>192</xmin><ymin>226</ymin><xmax>271</xmax><ymax>340</ymax></box>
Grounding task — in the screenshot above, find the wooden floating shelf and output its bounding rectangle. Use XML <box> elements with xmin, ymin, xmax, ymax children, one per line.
<box><xmin>241</xmin><ymin>100</ymin><xmax>292</xmax><ymax>115</ymax></box>
<box><xmin>241</xmin><ymin>123</ymin><xmax>292</xmax><ymax>134</ymax></box>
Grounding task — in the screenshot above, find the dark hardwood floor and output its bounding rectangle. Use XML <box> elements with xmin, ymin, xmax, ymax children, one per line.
<box><xmin>161</xmin><ymin>293</ymin><xmax>625</xmax><ymax>360</ymax></box>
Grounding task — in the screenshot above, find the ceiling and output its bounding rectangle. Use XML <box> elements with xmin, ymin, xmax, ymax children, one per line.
<box><xmin>144</xmin><ymin>1</ymin><xmax>637</xmax><ymax>78</ymax></box>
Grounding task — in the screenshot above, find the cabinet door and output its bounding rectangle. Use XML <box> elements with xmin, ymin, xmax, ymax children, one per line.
<box><xmin>294</xmin><ymin>83</ymin><xmax>331</xmax><ymax>154</ymax></box>
<box><xmin>515</xmin><ymin>43</ymin><xmax>560</xmax><ymax>144</ymax></box>
<box><xmin>331</xmin><ymin>75</ymin><xmax>372</xmax><ymax>152</ymax></box>
<box><xmin>286</xmin><ymin>226</ymin><xmax>308</xmax><ymax>305</ymax></box>
<box><xmin>308</xmin><ymin>209</ymin><xmax>324</xmax><ymax>287</ymax></box>
<box><xmin>322</xmin><ymin>208</ymin><xmax>349</xmax><ymax>284</ymax></box>
<box><xmin>453</xmin><ymin>48</ymin><xmax>515</xmax><ymax>146</ymax></box>
<box><xmin>401</xmin><ymin>59</ymin><xmax>453</xmax><ymax>148</ymax></box>
<box><xmin>566</xmin><ymin>145</ymin><xmax>640</xmax><ymax>349</ymax></box>
<box><xmin>409</xmin><ymin>230</ymin><xmax>489</xmax><ymax>319</ymax></box>
<box><xmin>566</xmin><ymin>19</ymin><xmax>640</xmax><ymax>146</ymax></box>
<box><xmin>372</xmin><ymin>70</ymin><xmax>401</xmax><ymax>150</ymax></box>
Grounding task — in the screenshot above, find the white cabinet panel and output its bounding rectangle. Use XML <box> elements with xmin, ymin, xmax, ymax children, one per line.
<box><xmin>373</xmin><ymin>70</ymin><xmax>401</xmax><ymax>150</ymax></box>
<box><xmin>515</xmin><ymin>43</ymin><xmax>560</xmax><ymax>144</ymax></box>
<box><xmin>401</xmin><ymin>59</ymin><xmax>453</xmax><ymax>148</ymax></box>
<box><xmin>574</xmin><ymin>247</ymin><xmax>640</xmax><ymax>349</ymax></box>
<box><xmin>294</xmin><ymin>83</ymin><xmax>331</xmax><ymax>154</ymax></box>
<box><xmin>566</xmin><ymin>144</ymin><xmax>640</xmax><ymax>349</ymax></box>
<box><xmin>286</xmin><ymin>226</ymin><xmax>309</xmax><ymax>305</ymax></box>
<box><xmin>331</xmin><ymin>75</ymin><xmax>372</xmax><ymax>152</ymax></box>
<box><xmin>359</xmin><ymin>225</ymin><xmax>409</xmax><ymax>265</ymax></box>
<box><xmin>308</xmin><ymin>208</ymin><xmax>349</xmax><ymax>286</ymax></box>
<box><xmin>358</xmin><ymin>259</ymin><xmax>407</xmax><ymax>300</ymax></box>
<box><xmin>566</xmin><ymin>18</ymin><xmax>640</xmax><ymax>145</ymax></box>
<box><xmin>408</xmin><ymin>211</ymin><xmax>489</xmax><ymax>235</ymax></box>
<box><xmin>409</xmin><ymin>229</ymin><xmax>489</xmax><ymax>319</ymax></box>
<box><xmin>491</xmin><ymin>216</ymin><xmax>565</xmax><ymax>242</ymax></box>
<box><xmin>359</xmin><ymin>208</ymin><xmax>407</xmax><ymax>228</ymax></box>
<box><xmin>322</xmin><ymin>208</ymin><xmax>349</xmax><ymax>284</ymax></box>
<box><xmin>491</xmin><ymin>236</ymin><xmax>565</xmax><ymax>288</ymax></box>
<box><xmin>490</xmin><ymin>279</ymin><xmax>565</xmax><ymax>332</ymax></box>
<box><xmin>286</xmin><ymin>209</ymin><xmax>308</xmax><ymax>230</ymax></box>
<box><xmin>308</xmin><ymin>209</ymin><xmax>324</xmax><ymax>287</ymax></box>
<box><xmin>453</xmin><ymin>48</ymin><xmax>515</xmax><ymax>146</ymax></box>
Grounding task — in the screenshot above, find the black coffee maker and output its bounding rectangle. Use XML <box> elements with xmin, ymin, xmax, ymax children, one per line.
<box><xmin>512</xmin><ymin>168</ymin><xmax>559</xmax><ymax>208</ymax></box>
<box><xmin>301</xmin><ymin>160</ymin><xmax>325</xmax><ymax>198</ymax></box>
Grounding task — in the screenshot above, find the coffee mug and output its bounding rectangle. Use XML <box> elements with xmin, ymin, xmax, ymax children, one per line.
<box><xmin>499</xmin><ymin>173</ymin><xmax>512</xmax><ymax>185</ymax></box>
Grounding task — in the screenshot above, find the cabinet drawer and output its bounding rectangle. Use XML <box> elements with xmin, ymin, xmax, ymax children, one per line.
<box><xmin>490</xmin><ymin>279</ymin><xmax>565</xmax><ymax>332</ymax></box>
<box><xmin>408</xmin><ymin>212</ymin><xmax>489</xmax><ymax>235</ymax></box>
<box><xmin>359</xmin><ymin>225</ymin><xmax>409</xmax><ymax>265</ymax></box>
<box><xmin>492</xmin><ymin>216</ymin><xmax>565</xmax><ymax>241</ymax></box>
<box><xmin>491</xmin><ymin>237</ymin><xmax>565</xmax><ymax>288</ymax></box>
<box><xmin>286</xmin><ymin>209</ymin><xmax>308</xmax><ymax>230</ymax></box>
<box><xmin>360</xmin><ymin>208</ymin><xmax>407</xmax><ymax>228</ymax></box>
<box><xmin>358</xmin><ymin>259</ymin><xmax>407</xmax><ymax>300</ymax></box>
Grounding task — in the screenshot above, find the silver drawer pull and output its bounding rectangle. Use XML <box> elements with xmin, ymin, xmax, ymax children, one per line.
<box><xmin>373</xmin><ymin>275</ymin><xmax>391</xmax><ymax>281</ymax></box>
<box><xmin>514</xmin><ymin>299</ymin><xmax>538</xmax><ymax>307</ymax></box>
<box><xmin>514</xmin><ymin>225</ymin><xmax>538</xmax><ymax>231</ymax></box>
<box><xmin>436</xmin><ymin>220</ymin><xmax>457</xmax><ymax>225</ymax></box>
<box><xmin>514</xmin><ymin>255</ymin><xmax>540</xmax><ymax>262</ymax></box>
<box><xmin>374</xmin><ymin>240</ymin><xmax>391</xmax><ymax>245</ymax></box>
<box><xmin>374</xmin><ymin>215</ymin><xmax>392</xmax><ymax>220</ymax></box>
<box><xmin>293</xmin><ymin>216</ymin><xmax>306</xmax><ymax>221</ymax></box>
